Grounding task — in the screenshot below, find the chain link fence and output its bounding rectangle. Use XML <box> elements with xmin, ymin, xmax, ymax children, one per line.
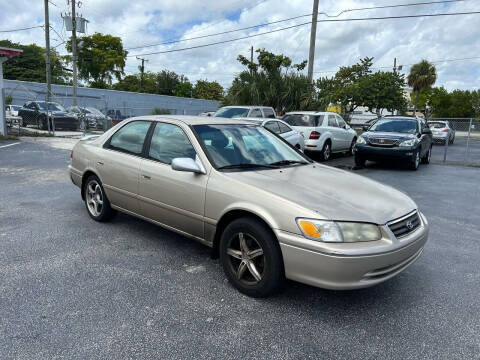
<box><xmin>427</xmin><ymin>118</ymin><xmax>479</xmax><ymax>166</ymax></box>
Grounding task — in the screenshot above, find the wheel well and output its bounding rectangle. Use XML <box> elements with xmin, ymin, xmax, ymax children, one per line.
<box><xmin>211</xmin><ymin>210</ymin><xmax>277</xmax><ymax>259</ymax></box>
<box><xmin>80</xmin><ymin>170</ymin><xmax>97</xmax><ymax>200</ymax></box>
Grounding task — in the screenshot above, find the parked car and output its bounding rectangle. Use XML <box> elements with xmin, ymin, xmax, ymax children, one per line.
<box><xmin>107</xmin><ymin>109</ymin><xmax>129</xmax><ymax>121</ymax></box>
<box><xmin>70</xmin><ymin>115</ymin><xmax>429</xmax><ymax>297</ymax></box>
<box><xmin>5</xmin><ymin>104</ymin><xmax>22</xmax><ymax>117</ymax></box>
<box><xmin>428</xmin><ymin>120</ymin><xmax>455</xmax><ymax>144</ymax></box>
<box><xmin>239</xmin><ymin>117</ymin><xmax>305</xmax><ymax>151</ymax></box>
<box><xmin>18</xmin><ymin>101</ymin><xmax>79</xmax><ymax>130</ymax></box>
<box><xmin>213</xmin><ymin>106</ymin><xmax>277</xmax><ymax>119</ymax></box>
<box><xmin>68</xmin><ymin>106</ymin><xmax>110</xmax><ymax>130</ymax></box>
<box><xmin>354</xmin><ymin>116</ymin><xmax>433</xmax><ymax>170</ymax></box>
<box><xmin>282</xmin><ymin>111</ymin><xmax>357</xmax><ymax>161</ymax></box>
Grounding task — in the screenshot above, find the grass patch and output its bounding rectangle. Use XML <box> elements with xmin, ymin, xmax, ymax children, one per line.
<box><xmin>0</xmin><ymin>135</ymin><xmax>18</xmax><ymax>141</ymax></box>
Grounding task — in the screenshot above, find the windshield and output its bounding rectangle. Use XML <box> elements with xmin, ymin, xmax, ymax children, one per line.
<box><xmin>11</xmin><ymin>105</ymin><xmax>21</xmax><ymax>111</ymax></box>
<box><xmin>37</xmin><ymin>102</ymin><xmax>65</xmax><ymax>111</ymax></box>
<box><xmin>428</xmin><ymin>122</ymin><xmax>447</xmax><ymax>129</ymax></box>
<box><xmin>282</xmin><ymin>114</ymin><xmax>322</xmax><ymax>127</ymax></box>
<box><xmin>193</xmin><ymin>124</ymin><xmax>309</xmax><ymax>170</ymax></box>
<box><xmin>85</xmin><ymin>107</ymin><xmax>104</xmax><ymax>115</ymax></box>
<box><xmin>213</xmin><ymin>107</ymin><xmax>249</xmax><ymax>118</ymax></box>
<box><xmin>369</xmin><ymin>119</ymin><xmax>418</xmax><ymax>134</ymax></box>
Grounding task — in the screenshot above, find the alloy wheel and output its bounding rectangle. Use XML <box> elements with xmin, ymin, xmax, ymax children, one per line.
<box><xmin>86</xmin><ymin>180</ymin><xmax>103</xmax><ymax>217</ymax></box>
<box><xmin>226</xmin><ymin>232</ymin><xmax>265</xmax><ymax>285</ymax></box>
<box><xmin>323</xmin><ymin>143</ymin><xmax>331</xmax><ymax>160</ymax></box>
<box><xmin>414</xmin><ymin>152</ymin><xmax>420</xmax><ymax>168</ymax></box>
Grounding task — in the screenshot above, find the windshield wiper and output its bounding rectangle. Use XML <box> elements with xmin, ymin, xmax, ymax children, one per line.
<box><xmin>217</xmin><ymin>163</ymin><xmax>278</xmax><ymax>170</ymax></box>
<box><xmin>269</xmin><ymin>160</ymin><xmax>309</xmax><ymax>166</ymax></box>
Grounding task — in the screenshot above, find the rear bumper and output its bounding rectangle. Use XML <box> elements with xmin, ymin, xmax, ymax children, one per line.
<box><xmin>355</xmin><ymin>144</ymin><xmax>416</xmax><ymax>161</ymax></box>
<box><xmin>275</xmin><ymin>212</ymin><xmax>429</xmax><ymax>290</ymax></box>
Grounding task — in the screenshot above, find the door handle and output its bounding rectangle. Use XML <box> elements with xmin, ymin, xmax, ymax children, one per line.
<box><xmin>97</xmin><ymin>161</ymin><xmax>104</xmax><ymax>166</ymax></box>
<box><xmin>142</xmin><ymin>174</ymin><xmax>151</xmax><ymax>180</ymax></box>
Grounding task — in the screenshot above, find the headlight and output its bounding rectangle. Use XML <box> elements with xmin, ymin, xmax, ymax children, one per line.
<box><xmin>356</xmin><ymin>136</ymin><xmax>366</xmax><ymax>144</ymax></box>
<box><xmin>398</xmin><ymin>138</ymin><xmax>418</xmax><ymax>147</ymax></box>
<box><xmin>297</xmin><ymin>218</ymin><xmax>381</xmax><ymax>243</ymax></box>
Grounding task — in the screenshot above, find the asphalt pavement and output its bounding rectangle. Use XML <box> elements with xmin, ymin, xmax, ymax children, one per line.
<box><xmin>0</xmin><ymin>138</ymin><xmax>479</xmax><ymax>359</ymax></box>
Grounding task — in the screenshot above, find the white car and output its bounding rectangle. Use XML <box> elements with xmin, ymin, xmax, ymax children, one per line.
<box><xmin>5</xmin><ymin>104</ymin><xmax>22</xmax><ymax>117</ymax></box>
<box><xmin>282</xmin><ymin>111</ymin><xmax>357</xmax><ymax>161</ymax></box>
<box><xmin>239</xmin><ymin>117</ymin><xmax>305</xmax><ymax>151</ymax></box>
<box><xmin>214</xmin><ymin>106</ymin><xmax>277</xmax><ymax>119</ymax></box>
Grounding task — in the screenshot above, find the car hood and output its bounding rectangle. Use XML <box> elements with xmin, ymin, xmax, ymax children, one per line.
<box><xmin>45</xmin><ymin>110</ymin><xmax>75</xmax><ymax>117</ymax></box>
<box><xmin>225</xmin><ymin>164</ymin><xmax>416</xmax><ymax>224</ymax></box>
<box><xmin>363</xmin><ymin>131</ymin><xmax>415</xmax><ymax>140</ymax></box>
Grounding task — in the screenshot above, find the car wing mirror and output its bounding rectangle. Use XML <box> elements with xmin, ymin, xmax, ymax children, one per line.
<box><xmin>422</xmin><ymin>128</ymin><xmax>432</xmax><ymax>135</ymax></box>
<box><xmin>362</xmin><ymin>125</ymin><xmax>369</xmax><ymax>131</ymax></box>
<box><xmin>171</xmin><ymin>157</ymin><xmax>206</xmax><ymax>174</ymax></box>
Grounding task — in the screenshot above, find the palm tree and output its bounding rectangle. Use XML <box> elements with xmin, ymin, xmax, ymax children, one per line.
<box><xmin>407</xmin><ymin>60</ymin><xmax>437</xmax><ymax>115</ymax></box>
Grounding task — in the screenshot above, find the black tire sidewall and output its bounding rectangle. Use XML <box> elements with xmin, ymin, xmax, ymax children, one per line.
<box><xmin>219</xmin><ymin>217</ymin><xmax>284</xmax><ymax>298</ymax></box>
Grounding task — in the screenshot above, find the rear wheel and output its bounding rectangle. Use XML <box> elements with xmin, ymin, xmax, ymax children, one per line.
<box><xmin>84</xmin><ymin>175</ymin><xmax>115</xmax><ymax>222</ymax></box>
<box><xmin>319</xmin><ymin>141</ymin><xmax>331</xmax><ymax>161</ymax></box>
<box><xmin>409</xmin><ymin>151</ymin><xmax>420</xmax><ymax>170</ymax></box>
<box><xmin>348</xmin><ymin>137</ymin><xmax>357</xmax><ymax>156</ymax></box>
<box><xmin>219</xmin><ymin>217</ymin><xmax>284</xmax><ymax>298</ymax></box>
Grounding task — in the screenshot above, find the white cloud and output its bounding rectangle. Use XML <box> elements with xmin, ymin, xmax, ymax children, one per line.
<box><xmin>1</xmin><ymin>0</ymin><xmax>479</xmax><ymax>90</ymax></box>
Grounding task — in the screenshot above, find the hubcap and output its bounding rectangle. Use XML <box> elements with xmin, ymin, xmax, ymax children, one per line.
<box><xmin>226</xmin><ymin>232</ymin><xmax>264</xmax><ymax>285</ymax></box>
<box><xmin>86</xmin><ymin>180</ymin><xmax>103</xmax><ymax>217</ymax></box>
<box><xmin>324</xmin><ymin>144</ymin><xmax>331</xmax><ymax>160</ymax></box>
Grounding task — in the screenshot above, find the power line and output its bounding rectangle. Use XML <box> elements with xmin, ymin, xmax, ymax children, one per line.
<box><xmin>124</xmin><ymin>0</ymin><xmax>470</xmax><ymax>51</ymax></box>
<box><xmin>0</xmin><ymin>25</ymin><xmax>44</xmax><ymax>33</ymax></box>
<box><xmin>128</xmin><ymin>10</ymin><xmax>480</xmax><ymax>57</ymax></box>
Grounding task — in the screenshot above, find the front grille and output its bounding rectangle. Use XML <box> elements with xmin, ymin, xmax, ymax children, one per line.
<box><xmin>388</xmin><ymin>211</ymin><xmax>421</xmax><ymax>238</ymax></box>
<box><xmin>368</xmin><ymin>137</ymin><xmax>398</xmax><ymax>146</ymax></box>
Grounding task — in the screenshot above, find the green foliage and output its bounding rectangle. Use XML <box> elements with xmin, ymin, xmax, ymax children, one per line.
<box><xmin>419</xmin><ymin>87</ymin><xmax>480</xmax><ymax>118</ymax></box>
<box><xmin>0</xmin><ymin>39</ymin><xmax>68</xmax><ymax>84</ymax></box>
<box><xmin>112</xmin><ymin>74</ymin><xmax>141</xmax><ymax>92</ymax></box>
<box><xmin>5</xmin><ymin>94</ymin><xmax>12</xmax><ymax>105</ymax></box>
<box><xmin>224</xmin><ymin>49</ymin><xmax>316</xmax><ymax>112</ymax></box>
<box><xmin>193</xmin><ymin>80</ymin><xmax>224</xmax><ymax>100</ymax></box>
<box><xmin>174</xmin><ymin>80</ymin><xmax>193</xmax><ymax>97</ymax></box>
<box><xmin>66</xmin><ymin>33</ymin><xmax>127</xmax><ymax>88</ymax></box>
<box><xmin>151</xmin><ymin>107</ymin><xmax>171</xmax><ymax>115</ymax></box>
<box><xmin>407</xmin><ymin>60</ymin><xmax>437</xmax><ymax>113</ymax></box>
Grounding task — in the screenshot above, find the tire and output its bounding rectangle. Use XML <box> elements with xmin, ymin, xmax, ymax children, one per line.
<box><xmin>219</xmin><ymin>217</ymin><xmax>284</xmax><ymax>298</ymax></box>
<box><xmin>421</xmin><ymin>146</ymin><xmax>432</xmax><ymax>164</ymax></box>
<box><xmin>83</xmin><ymin>175</ymin><xmax>116</xmax><ymax>222</ymax></box>
<box><xmin>409</xmin><ymin>150</ymin><xmax>420</xmax><ymax>170</ymax></box>
<box><xmin>348</xmin><ymin>137</ymin><xmax>357</xmax><ymax>156</ymax></box>
<box><xmin>40</xmin><ymin>116</ymin><xmax>48</xmax><ymax>130</ymax></box>
<box><xmin>449</xmin><ymin>135</ymin><xmax>454</xmax><ymax>145</ymax></box>
<box><xmin>319</xmin><ymin>140</ymin><xmax>331</xmax><ymax>161</ymax></box>
<box><xmin>354</xmin><ymin>154</ymin><xmax>365</xmax><ymax>168</ymax></box>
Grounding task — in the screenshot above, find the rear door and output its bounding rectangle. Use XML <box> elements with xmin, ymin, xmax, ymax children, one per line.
<box><xmin>97</xmin><ymin>120</ymin><xmax>152</xmax><ymax>213</ymax></box>
<box><xmin>327</xmin><ymin>114</ymin><xmax>343</xmax><ymax>151</ymax></box>
<box><xmin>335</xmin><ymin>115</ymin><xmax>351</xmax><ymax>149</ymax></box>
<box><xmin>138</xmin><ymin>121</ymin><xmax>208</xmax><ymax>239</ymax></box>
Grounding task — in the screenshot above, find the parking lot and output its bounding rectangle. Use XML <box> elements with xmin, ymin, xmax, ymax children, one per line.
<box><xmin>1</xmin><ymin>138</ymin><xmax>479</xmax><ymax>359</ymax></box>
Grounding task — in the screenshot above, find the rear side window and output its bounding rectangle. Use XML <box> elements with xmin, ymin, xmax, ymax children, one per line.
<box><xmin>336</xmin><ymin>116</ymin><xmax>346</xmax><ymax>128</ymax></box>
<box><xmin>108</xmin><ymin>121</ymin><xmax>151</xmax><ymax>155</ymax></box>
<box><xmin>264</xmin><ymin>121</ymin><xmax>280</xmax><ymax>133</ymax></box>
<box><xmin>328</xmin><ymin>115</ymin><xmax>338</xmax><ymax>127</ymax></box>
<box><xmin>263</xmin><ymin>108</ymin><xmax>276</xmax><ymax>118</ymax></box>
<box><xmin>148</xmin><ymin>123</ymin><xmax>196</xmax><ymax>164</ymax></box>
<box><xmin>278</xmin><ymin>122</ymin><xmax>292</xmax><ymax>134</ymax></box>
<box><xmin>249</xmin><ymin>108</ymin><xmax>263</xmax><ymax>117</ymax></box>
<box><xmin>282</xmin><ymin>114</ymin><xmax>320</xmax><ymax>127</ymax></box>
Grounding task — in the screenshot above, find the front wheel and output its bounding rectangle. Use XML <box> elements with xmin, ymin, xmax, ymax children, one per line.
<box><xmin>84</xmin><ymin>175</ymin><xmax>115</xmax><ymax>222</ymax></box>
<box><xmin>354</xmin><ymin>154</ymin><xmax>365</xmax><ymax>168</ymax></box>
<box><xmin>219</xmin><ymin>217</ymin><xmax>284</xmax><ymax>298</ymax></box>
<box><xmin>348</xmin><ymin>137</ymin><xmax>357</xmax><ymax>156</ymax></box>
<box><xmin>409</xmin><ymin>151</ymin><xmax>420</xmax><ymax>170</ymax></box>
<box><xmin>421</xmin><ymin>146</ymin><xmax>431</xmax><ymax>164</ymax></box>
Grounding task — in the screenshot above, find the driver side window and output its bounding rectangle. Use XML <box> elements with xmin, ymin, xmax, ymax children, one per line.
<box><xmin>249</xmin><ymin>108</ymin><xmax>263</xmax><ymax>118</ymax></box>
<box><xmin>148</xmin><ymin>122</ymin><xmax>196</xmax><ymax>164</ymax></box>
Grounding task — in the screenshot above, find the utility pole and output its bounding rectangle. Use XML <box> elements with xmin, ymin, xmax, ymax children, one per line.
<box><xmin>250</xmin><ymin>46</ymin><xmax>253</xmax><ymax>75</ymax></box>
<box><xmin>393</xmin><ymin>57</ymin><xmax>397</xmax><ymax>74</ymax></box>
<box><xmin>71</xmin><ymin>0</ymin><xmax>78</xmax><ymax>106</ymax></box>
<box><xmin>44</xmin><ymin>0</ymin><xmax>52</xmax><ymax>133</ymax></box>
<box><xmin>136</xmin><ymin>56</ymin><xmax>148</xmax><ymax>91</ymax></box>
<box><xmin>307</xmin><ymin>0</ymin><xmax>319</xmax><ymax>82</ymax></box>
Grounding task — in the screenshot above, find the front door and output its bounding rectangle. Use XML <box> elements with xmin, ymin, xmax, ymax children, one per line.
<box><xmin>97</xmin><ymin>120</ymin><xmax>152</xmax><ymax>213</ymax></box>
<box><xmin>138</xmin><ymin>122</ymin><xmax>208</xmax><ymax>239</ymax></box>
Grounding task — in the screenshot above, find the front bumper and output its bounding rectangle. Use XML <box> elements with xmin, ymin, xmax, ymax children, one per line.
<box><xmin>275</xmin><ymin>212</ymin><xmax>429</xmax><ymax>290</ymax></box>
<box><xmin>355</xmin><ymin>143</ymin><xmax>416</xmax><ymax>161</ymax></box>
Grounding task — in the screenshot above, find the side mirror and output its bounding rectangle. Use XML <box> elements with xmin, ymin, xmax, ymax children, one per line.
<box><xmin>362</xmin><ymin>125</ymin><xmax>370</xmax><ymax>131</ymax></box>
<box><xmin>422</xmin><ymin>128</ymin><xmax>432</xmax><ymax>135</ymax></box>
<box><xmin>171</xmin><ymin>157</ymin><xmax>206</xmax><ymax>174</ymax></box>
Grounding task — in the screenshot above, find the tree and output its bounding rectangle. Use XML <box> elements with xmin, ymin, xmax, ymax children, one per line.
<box><xmin>358</xmin><ymin>71</ymin><xmax>407</xmax><ymax>115</ymax></box>
<box><xmin>112</xmin><ymin>74</ymin><xmax>141</xmax><ymax>92</ymax></box>
<box><xmin>0</xmin><ymin>39</ymin><xmax>68</xmax><ymax>84</ymax></box>
<box><xmin>193</xmin><ymin>80</ymin><xmax>224</xmax><ymax>100</ymax></box>
<box><xmin>174</xmin><ymin>80</ymin><xmax>193</xmax><ymax>97</ymax></box>
<box><xmin>66</xmin><ymin>33</ymin><xmax>127</xmax><ymax>88</ymax></box>
<box><xmin>407</xmin><ymin>60</ymin><xmax>437</xmax><ymax>115</ymax></box>
<box><xmin>5</xmin><ymin>95</ymin><xmax>12</xmax><ymax>105</ymax></box>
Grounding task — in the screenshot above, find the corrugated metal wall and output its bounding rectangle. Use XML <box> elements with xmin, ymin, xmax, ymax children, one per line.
<box><xmin>5</xmin><ymin>80</ymin><xmax>220</xmax><ymax>117</ymax></box>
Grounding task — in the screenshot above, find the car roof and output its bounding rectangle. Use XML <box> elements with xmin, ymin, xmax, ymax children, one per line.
<box><xmin>128</xmin><ymin>115</ymin><xmax>258</xmax><ymax>126</ymax></box>
<box><xmin>220</xmin><ymin>105</ymin><xmax>272</xmax><ymax>109</ymax></box>
<box><xmin>284</xmin><ymin>111</ymin><xmax>333</xmax><ymax>115</ymax></box>
<box><xmin>380</xmin><ymin>116</ymin><xmax>419</xmax><ymax>121</ymax></box>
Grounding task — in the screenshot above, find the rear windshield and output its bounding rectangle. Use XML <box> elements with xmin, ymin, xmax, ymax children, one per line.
<box><xmin>213</xmin><ymin>107</ymin><xmax>249</xmax><ymax>118</ymax></box>
<box><xmin>428</xmin><ymin>122</ymin><xmax>446</xmax><ymax>129</ymax></box>
<box><xmin>282</xmin><ymin>114</ymin><xmax>322</xmax><ymax>127</ymax></box>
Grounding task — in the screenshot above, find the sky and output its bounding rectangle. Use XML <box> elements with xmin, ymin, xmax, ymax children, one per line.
<box><xmin>1</xmin><ymin>0</ymin><xmax>479</xmax><ymax>91</ymax></box>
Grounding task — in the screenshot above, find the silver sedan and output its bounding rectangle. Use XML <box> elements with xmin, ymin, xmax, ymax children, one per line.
<box><xmin>69</xmin><ymin>116</ymin><xmax>429</xmax><ymax>297</ymax></box>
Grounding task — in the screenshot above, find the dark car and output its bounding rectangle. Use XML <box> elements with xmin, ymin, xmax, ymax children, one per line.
<box><xmin>18</xmin><ymin>101</ymin><xmax>79</xmax><ymax>130</ymax></box>
<box><xmin>68</xmin><ymin>106</ymin><xmax>110</xmax><ymax>130</ymax></box>
<box><xmin>354</xmin><ymin>116</ymin><xmax>433</xmax><ymax>171</ymax></box>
